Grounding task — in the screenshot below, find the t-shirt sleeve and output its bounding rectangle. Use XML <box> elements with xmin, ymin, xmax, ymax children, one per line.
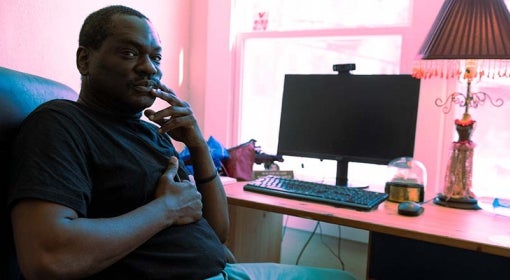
<box><xmin>8</xmin><ymin>108</ymin><xmax>91</xmax><ymax>216</ymax></box>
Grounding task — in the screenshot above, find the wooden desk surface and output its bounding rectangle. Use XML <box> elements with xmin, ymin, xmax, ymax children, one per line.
<box><xmin>224</xmin><ymin>181</ymin><xmax>510</xmax><ymax>258</ymax></box>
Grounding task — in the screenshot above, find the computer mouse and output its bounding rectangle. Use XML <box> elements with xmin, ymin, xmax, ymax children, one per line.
<box><xmin>398</xmin><ymin>201</ymin><xmax>424</xmax><ymax>216</ymax></box>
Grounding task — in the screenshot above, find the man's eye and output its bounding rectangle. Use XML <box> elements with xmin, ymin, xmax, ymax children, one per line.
<box><xmin>152</xmin><ymin>55</ymin><xmax>162</xmax><ymax>63</ymax></box>
<box><xmin>121</xmin><ymin>50</ymin><xmax>137</xmax><ymax>57</ymax></box>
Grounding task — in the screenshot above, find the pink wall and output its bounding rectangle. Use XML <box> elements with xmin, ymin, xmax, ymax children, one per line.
<box><xmin>0</xmin><ymin>0</ymin><xmax>192</xmax><ymax>117</ymax></box>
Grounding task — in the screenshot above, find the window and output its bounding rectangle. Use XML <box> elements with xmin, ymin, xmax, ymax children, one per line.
<box><xmin>461</xmin><ymin>78</ymin><xmax>510</xmax><ymax>198</ymax></box>
<box><xmin>239</xmin><ymin>36</ymin><xmax>403</xmax><ymax>151</ymax></box>
<box><xmin>234</xmin><ymin>0</ymin><xmax>414</xmax><ymax>187</ymax></box>
<box><xmin>232</xmin><ymin>0</ymin><xmax>510</xmax><ymax>197</ymax></box>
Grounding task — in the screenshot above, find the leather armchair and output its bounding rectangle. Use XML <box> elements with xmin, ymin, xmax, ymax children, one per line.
<box><xmin>0</xmin><ymin>66</ymin><xmax>78</xmax><ymax>279</ymax></box>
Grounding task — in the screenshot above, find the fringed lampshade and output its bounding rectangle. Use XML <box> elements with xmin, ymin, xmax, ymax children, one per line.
<box><xmin>413</xmin><ymin>0</ymin><xmax>510</xmax><ymax>209</ymax></box>
<box><xmin>413</xmin><ymin>0</ymin><xmax>510</xmax><ymax>80</ymax></box>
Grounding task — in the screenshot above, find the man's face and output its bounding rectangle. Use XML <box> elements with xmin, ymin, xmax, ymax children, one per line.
<box><xmin>81</xmin><ymin>15</ymin><xmax>163</xmax><ymax>114</ymax></box>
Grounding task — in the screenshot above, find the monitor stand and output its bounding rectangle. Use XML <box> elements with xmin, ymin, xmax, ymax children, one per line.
<box><xmin>335</xmin><ymin>158</ymin><xmax>376</xmax><ymax>189</ymax></box>
<box><xmin>336</xmin><ymin>158</ymin><xmax>349</xmax><ymax>186</ymax></box>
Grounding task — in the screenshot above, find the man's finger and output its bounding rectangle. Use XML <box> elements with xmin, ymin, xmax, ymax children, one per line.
<box><xmin>151</xmin><ymin>88</ymin><xmax>179</xmax><ymax>106</ymax></box>
<box><xmin>144</xmin><ymin>109</ymin><xmax>166</xmax><ymax>126</ymax></box>
<box><xmin>164</xmin><ymin>156</ymin><xmax>180</xmax><ymax>182</ymax></box>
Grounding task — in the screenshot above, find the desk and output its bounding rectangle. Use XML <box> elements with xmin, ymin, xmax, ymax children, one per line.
<box><xmin>223</xmin><ymin>182</ymin><xmax>510</xmax><ymax>279</ymax></box>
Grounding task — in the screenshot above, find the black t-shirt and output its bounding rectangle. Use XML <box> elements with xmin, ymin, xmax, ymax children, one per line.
<box><xmin>8</xmin><ymin>100</ymin><xmax>226</xmax><ymax>279</ymax></box>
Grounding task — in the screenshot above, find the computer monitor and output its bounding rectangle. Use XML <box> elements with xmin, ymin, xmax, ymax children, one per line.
<box><xmin>277</xmin><ymin>74</ymin><xmax>421</xmax><ymax>186</ymax></box>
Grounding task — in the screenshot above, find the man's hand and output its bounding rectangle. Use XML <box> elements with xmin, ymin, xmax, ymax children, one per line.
<box><xmin>144</xmin><ymin>84</ymin><xmax>205</xmax><ymax>148</ymax></box>
<box><xmin>155</xmin><ymin>156</ymin><xmax>202</xmax><ymax>225</ymax></box>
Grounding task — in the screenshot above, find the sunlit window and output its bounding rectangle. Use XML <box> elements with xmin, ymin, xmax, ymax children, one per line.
<box><xmin>233</xmin><ymin>0</ymin><xmax>510</xmax><ymax>197</ymax></box>
<box><xmin>240</xmin><ymin>36</ymin><xmax>402</xmax><ymax>154</ymax></box>
<box><xmin>234</xmin><ymin>0</ymin><xmax>411</xmax><ymax>186</ymax></box>
<box><xmin>457</xmin><ymin>79</ymin><xmax>510</xmax><ymax>198</ymax></box>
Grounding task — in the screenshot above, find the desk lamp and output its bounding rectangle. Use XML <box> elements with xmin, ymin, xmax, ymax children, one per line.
<box><xmin>412</xmin><ymin>0</ymin><xmax>510</xmax><ymax>209</ymax></box>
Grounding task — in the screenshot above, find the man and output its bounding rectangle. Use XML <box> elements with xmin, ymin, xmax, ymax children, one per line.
<box><xmin>8</xmin><ymin>5</ymin><xmax>355</xmax><ymax>279</ymax></box>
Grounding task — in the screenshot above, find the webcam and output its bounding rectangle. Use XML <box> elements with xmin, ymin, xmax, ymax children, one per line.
<box><xmin>333</xmin><ymin>63</ymin><xmax>356</xmax><ymax>74</ymax></box>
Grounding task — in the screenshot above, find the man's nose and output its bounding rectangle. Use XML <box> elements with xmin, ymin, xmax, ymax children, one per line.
<box><xmin>137</xmin><ymin>55</ymin><xmax>158</xmax><ymax>75</ymax></box>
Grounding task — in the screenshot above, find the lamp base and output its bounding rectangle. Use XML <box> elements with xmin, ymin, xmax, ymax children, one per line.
<box><xmin>433</xmin><ymin>194</ymin><xmax>481</xmax><ymax>210</ymax></box>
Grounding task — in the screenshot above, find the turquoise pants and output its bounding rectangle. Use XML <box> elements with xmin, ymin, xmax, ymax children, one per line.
<box><xmin>206</xmin><ymin>263</ymin><xmax>357</xmax><ymax>280</ymax></box>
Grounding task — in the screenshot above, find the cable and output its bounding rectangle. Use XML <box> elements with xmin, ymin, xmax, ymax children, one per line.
<box><xmin>294</xmin><ymin>221</ymin><xmax>347</xmax><ymax>271</ymax></box>
<box><xmin>317</xmin><ymin>223</ymin><xmax>345</xmax><ymax>270</ymax></box>
<box><xmin>295</xmin><ymin>221</ymin><xmax>320</xmax><ymax>265</ymax></box>
<box><xmin>291</xmin><ymin>161</ymin><xmax>346</xmax><ymax>268</ymax></box>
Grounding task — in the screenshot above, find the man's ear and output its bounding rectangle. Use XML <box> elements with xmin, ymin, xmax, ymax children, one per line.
<box><xmin>76</xmin><ymin>46</ymin><xmax>90</xmax><ymax>76</ymax></box>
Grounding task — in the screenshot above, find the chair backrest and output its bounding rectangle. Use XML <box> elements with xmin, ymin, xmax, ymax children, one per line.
<box><xmin>0</xmin><ymin>67</ymin><xmax>78</xmax><ymax>279</ymax></box>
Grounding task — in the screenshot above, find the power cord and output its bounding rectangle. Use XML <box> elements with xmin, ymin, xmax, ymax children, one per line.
<box><xmin>291</xmin><ymin>168</ymin><xmax>347</xmax><ymax>269</ymax></box>
<box><xmin>295</xmin><ymin>221</ymin><xmax>320</xmax><ymax>265</ymax></box>
<box><xmin>316</xmin><ymin>223</ymin><xmax>345</xmax><ymax>270</ymax></box>
<box><xmin>294</xmin><ymin>221</ymin><xmax>346</xmax><ymax>271</ymax></box>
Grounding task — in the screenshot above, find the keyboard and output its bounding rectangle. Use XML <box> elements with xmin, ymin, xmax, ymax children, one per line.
<box><xmin>244</xmin><ymin>175</ymin><xmax>388</xmax><ymax>211</ymax></box>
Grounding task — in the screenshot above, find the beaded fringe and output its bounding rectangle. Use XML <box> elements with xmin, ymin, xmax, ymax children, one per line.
<box><xmin>412</xmin><ymin>59</ymin><xmax>510</xmax><ymax>80</ymax></box>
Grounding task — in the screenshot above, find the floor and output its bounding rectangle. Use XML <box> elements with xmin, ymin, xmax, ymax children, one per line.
<box><xmin>280</xmin><ymin>227</ymin><xmax>368</xmax><ymax>280</ymax></box>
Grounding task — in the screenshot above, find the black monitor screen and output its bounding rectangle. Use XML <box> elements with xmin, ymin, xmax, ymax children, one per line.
<box><xmin>277</xmin><ymin>74</ymin><xmax>420</xmax><ymax>185</ymax></box>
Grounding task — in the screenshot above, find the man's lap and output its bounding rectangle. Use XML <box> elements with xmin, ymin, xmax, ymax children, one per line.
<box><xmin>206</xmin><ymin>262</ymin><xmax>357</xmax><ymax>280</ymax></box>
